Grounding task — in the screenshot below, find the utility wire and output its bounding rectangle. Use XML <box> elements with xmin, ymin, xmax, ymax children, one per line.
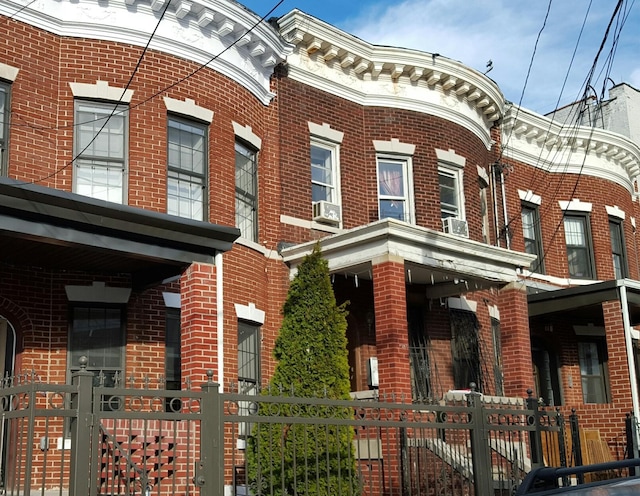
<box><xmin>519</xmin><ymin>0</ymin><xmax>626</xmax><ymax>282</ymax></box>
<box><xmin>19</xmin><ymin>0</ymin><xmax>284</xmax><ymax>185</ymax></box>
<box><xmin>28</xmin><ymin>0</ymin><xmax>173</xmax><ymax>185</ymax></box>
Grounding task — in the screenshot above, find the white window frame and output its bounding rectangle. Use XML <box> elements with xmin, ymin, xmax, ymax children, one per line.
<box><xmin>309</xmin><ymin>122</ymin><xmax>343</xmax><ymax>218</ymax></box>
<box><xmin>437</xmin><ymin>148</ymin><xmax>466</xmax><ymax>220</ymax></box>
<box><xmin>373</xmin><ymin>139</ymin><xmax>416</xmax><ymax>224</ymax></box>
<box><xmin>73</xmin><ymin>100</ymin><xmax>128</xmax><ymax>204</ymax></box>
<box><xmin>310</xmin><ymin>139</ymin><xmax>340</xmax><ymax>204</ymax></box>
<box><xmin>377</xmin><ymin>156</ymin><xmax>414</xmax><ymax>223</ymax></box>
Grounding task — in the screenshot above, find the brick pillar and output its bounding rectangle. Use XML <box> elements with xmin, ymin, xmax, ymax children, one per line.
<box><xmin>603</xmin><ymin>299</ymin><xmax>633</xmax><ymax>409</ymax></box>
<box><xmin>372</xmin><ymin>254</ymin><xmax>411</xmax><ymax>399</ymax></box>
<box><xmin>180</xmin><ymin>262</ymin><xmax>218</xmax><ymax>384</ymax></box>
<box><xmin>498</xmin><ymin>282</ymin><xmax>533</xmax><ymax>397</ymax></box>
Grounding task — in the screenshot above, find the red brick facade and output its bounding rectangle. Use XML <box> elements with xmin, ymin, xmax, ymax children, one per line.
<box><xmin>1</xmin><ymin>2</ymin><xmax>640</xmax><ymax>480</ymax></box>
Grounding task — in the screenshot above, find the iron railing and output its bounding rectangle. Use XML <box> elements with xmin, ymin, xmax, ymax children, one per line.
<box><xmin>1</xmin><ymin>364</ymin><xmax>625</xmax><ymax>496</ymax></box>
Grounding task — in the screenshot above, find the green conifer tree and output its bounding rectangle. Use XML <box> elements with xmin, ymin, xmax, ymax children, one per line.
<box><xmin>247</xmin><ymin>245</ymin><xmax>359</xmax><ymax>496</ymax></box>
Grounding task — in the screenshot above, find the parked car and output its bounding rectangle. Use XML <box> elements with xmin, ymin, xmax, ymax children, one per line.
<box><xmin>516</xmin><ymin>459</ymin><xmax>640</xmax><ymax>495</ymax></box>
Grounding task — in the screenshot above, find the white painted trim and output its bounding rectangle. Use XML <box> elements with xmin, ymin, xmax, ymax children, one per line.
<box><xmin>162</xmin><ymin>292</ymin><xmax>181</xmax><ymax>309</ymax></box>
<box><xmin>488</xmin><ymin>304</ymin><xmax>500</xmax><ymax>321</ymax></box>
<box><xmin>234</xmin><ymin>302</ymin><xmax>266</xmax><ymax>325</ymax></box>
<box><xmin>559</xmin><ymin>199</ymin><xmax>592</xmax><ymax>212</ymax></box>
<box><xmin>164</xmin><ymin>97</ymin><xmax>213</xmax><ymax>123</ymax></box>
<box><xmin>436</xmin><ymin>148</ymin><xmax>466</xmax><ymax>169</ymax></box>
<box><xmin>69</xmin><ymin>81</ymin><xmax>133</xmax><ymax>103</ymax></box>
<box><xmin>377</xmin><ymin>154</ymin><xmax>416</xmax><ymax>224</ymax></box>
<box><xmin>502</xmin><ymin>105</ymin><xmax>640</xmax><ymax>195</ymax></box>
<box><xmin>308</xmin><ymin>122</ymin><xmax>344</xmax><ymax>143</ymax></box>
<box><xmin>438</xmin><ymin>163</ymin><xmax>466</xmax><ymax>221</ymax></box>
<box><xmin>632</xmin><ymin>217</ymin><xmax>637</xmax><ymax>230</ymax></box>
<box><xmin>0</xmin><ymin>62</ymin><xmax>19</xmax><ymax>82</ymax></box>
<box><xmin>518</xmin><ymin>189</ymin><xmax>542</xmax><ymax>205</ymax></box>
<box><xmin>373</xmin><ymin>138</ymin><xmax>415</xmax><ymax>156</ymax></box>
<box><xmin>447</xmin><ymin>296</ymin><xmax>477</xmax><ymax>313</ymax></box>
<box><xmin>606</xmin><ymin>205</ymin><xmax>626</xmax><ymax>220</ymax></box>
<box><xmin>65</xmin><ymin>281</ymin><xmax>131</xmax><ymax>303</ymax></box>
<box><xmin>3</xmin><ymin>0</ymin><xmax>292</xmax><ymax>106</ymax></box>
<box><xmin>232</xmin><ymin>122</ymin><xmax>262</xmax><ymax>150</ymax></box>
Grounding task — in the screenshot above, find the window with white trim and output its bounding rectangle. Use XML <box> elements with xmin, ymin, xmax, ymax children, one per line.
<box><xmin>0</xmin><ymin>81</ymin><xmax>9</xmax><ymax>175</ymax></box>
<box><xmin>439</xmin><ymin>167</ymin><xmax>463</xmax><ymax>219</ymax></box>
<box><xmin>311</xmin><ymin>141</ymin><xmax>339</xmax><ymax>203</ymax></box>
<box><xmin>167</xmin><ymin>116</ymin><xmax>207</xmax><ymax>220</ymax></box>
<box><xmin>74</xmin><ymin>101</ymin><xmax>127</xmax><ymax>203</ymax></box>
<box><xmin>377</xmin><ymin>157</ymin><xmax>413</xmax><ymax>223</ymax></box>
<box><xmin>563</xmin><ymin>214</ymin><xmax>595</xmax><ymax>279</ymax></box>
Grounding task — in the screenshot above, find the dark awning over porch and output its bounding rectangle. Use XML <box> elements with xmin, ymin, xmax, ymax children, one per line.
<box><xmin>0</xmin><ymin>177</ymin><xmax>240</xmax><ymax>288</ymax></box>
<box><xmin>528</xmin><ymin>279</ymin><xmax>640</xmax><ymax>326</ymax></box>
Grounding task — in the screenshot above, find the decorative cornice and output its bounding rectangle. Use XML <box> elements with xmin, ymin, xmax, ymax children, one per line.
<box><xmin>277</xmin><ymin>10</ymin><xmax>503</xmax><ymax>149</ymax></box>
<box><xmin>502</xmin><ymin>105</ymin><xmax>640</xmax><ymax>193</ymax></box>
<box><xmin>0</xmin><ymin>0</ymin><xmax>293</xmax><ymax>105</ymax></box>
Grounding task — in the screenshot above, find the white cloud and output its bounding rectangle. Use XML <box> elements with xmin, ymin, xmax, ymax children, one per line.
<box><xmin>342</xmin><ymin>0</ymin><xmax>640</xmax><ymax>114</ymax></box>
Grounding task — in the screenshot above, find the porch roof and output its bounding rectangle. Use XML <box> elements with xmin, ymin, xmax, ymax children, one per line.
<box><xmin>281</xmin><ymin>218</ymin><xmax>535</xmax><ymax>299</ymax></box>
<box><xmin>528</xmin><ymin>279</ymin><xmax>640</xmax><ymax>325</ymax></box>
<box><xmin>0</xmin><ymin>177</ymin><xmax>240</xmax><ymax>288</ymax></box>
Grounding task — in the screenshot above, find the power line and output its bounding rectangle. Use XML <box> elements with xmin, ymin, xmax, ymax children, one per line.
<box><xmin>13</xmin><ymin>0</ymin><xmax>284</xmax><ymax>185</ymax></box>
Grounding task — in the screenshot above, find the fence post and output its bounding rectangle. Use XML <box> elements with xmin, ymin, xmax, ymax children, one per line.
<box><xmin>467</xmin><ymin>384</ymin><xmax>493</xmax><ymax>496</ymax></box>
<box><xmin>69</xmin><ymin>356</ymin><xmax>94</xmax><ymax>496</ymax></box>
<box><xmin>526</xmin><ymin>389</ymin><xmax>543</xmax><ymax>468</ymax></box>
<box><xmin>569</xmin><ymin>409</ymin><xmax>584</xmax><ymax>484</ymax></box>
<box><xmin>199</xmin><ymin>371</ymin><xmax>223</xmax><ymax>496</ymax></box>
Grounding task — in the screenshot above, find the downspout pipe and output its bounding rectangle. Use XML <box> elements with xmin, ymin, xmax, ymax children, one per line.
<box><xmin>620</xmin><ymin>282</ymin><xmax>640</xmax><ymax>456</ymax></box>
<box><xmin>216</xmin><ymin>251</ymin><xmax>225</xmax><ymax>392</ymax></box>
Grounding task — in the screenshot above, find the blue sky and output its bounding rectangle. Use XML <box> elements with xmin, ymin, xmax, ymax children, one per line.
<box><xmin>241</xmin><ymin>0</ymin><xmax>640</xmax><ymax>115</ymax></box>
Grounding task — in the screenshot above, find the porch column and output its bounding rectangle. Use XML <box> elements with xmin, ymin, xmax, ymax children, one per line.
<box><xmin>498</xmin><ymin>281</ymin><xmax>533</xmax><ymax>397</ymax></box>
<box><xmin>603</xmin><ymin>299</ymin><xmax>634</xmax><ymax>409</ymax></box>
<box><xmin>372</xmin><ymin>254</ymin><xmax>412</xmax><ymax>399</ymax></box>
<box><xmin>180</xmin><ymin>262</ymin><xmax>219</xmax><ymax>383</ymax></box>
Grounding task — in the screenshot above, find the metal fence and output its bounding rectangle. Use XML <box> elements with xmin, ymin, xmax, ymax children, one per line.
<box><xmin>0</xmin><ymin>364</ymin><xmax>578</xmax><ymax>496</ymax></box>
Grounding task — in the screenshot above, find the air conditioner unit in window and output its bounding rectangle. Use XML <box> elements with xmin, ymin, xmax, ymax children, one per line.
<box><xmin>442</xmin><ymin>217</ymin><xmax>469</xmax><ymax>238</ymax></box>
<box><xmin>313</xmin><ymin>200</ymin><xmax>341</xmax><ymax>225</ymax></box>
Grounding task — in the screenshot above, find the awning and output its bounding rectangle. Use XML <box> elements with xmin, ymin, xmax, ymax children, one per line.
<box><xmin>0</xmin><ymin>177</ymin><xmax>240</xmax><ymax>288</ymax></box>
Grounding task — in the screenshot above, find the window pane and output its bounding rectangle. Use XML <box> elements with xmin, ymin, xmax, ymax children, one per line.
<box><xmin>235</xmin><ymin>142</ymin><xmax>258</xmax><ymax>241</ymax></box>
<box><xmin>311</xmin><ymin>144</ymin><xmax>334</xmax><ymax>203</ymax></box>
<box><xmin>578</xmin><ymin>341</ymin><xmax>607</xmax><ymax>404</ymax></box>
<box><xmin>167</xmin><ymin>117</ymin><xmax>207</xmax><ymax>220</ymax></box>
<box><xmin>610</xmin><ymin>220</ymin><xmax>626</xmax><ymax>279</ymax></box>
<box><xmin>165</xmin><ymin>309</ymin><xmax>181</xmax><ymax>387</ymax></box>
<box><xmin>379</xmin><ymin>199</ymin><xmax>406</xmax><ymax>221</ymax></box>
<box><xmin>378</xmin><ymin>161</ymin><xmax>404</xmax><ymax>197</ymax></box>
<box><xmin>439</xmin><ymin>170</ymin><xmax>458</xmax><ymax>218</ymax></box>
<box><xmin>74</xmin><ymin>102</ymin><xmax>127</xmax><ymax>203</ymax></box>
<box><xmin>564</xmin><ymin>216</ymin><xmax>593</xmax><ymax>279</ymax></box>
<box><xmin>564</xmin><ymin>217</ymin><xmax>586</xmax><ymax>246</ymax></box>
<box><xmin>238</xmin><ymin>322</ymin><xmax>259</xmax><ymax>384</ymax></box>
<box><xmin>70</xmin><ymin>306</ymin><xmax>124</xmax><ymax>373</ymax></box>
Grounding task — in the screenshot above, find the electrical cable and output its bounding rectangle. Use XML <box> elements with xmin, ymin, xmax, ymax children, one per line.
<box><xmin>29</xmin><ymin>0</ymin><xmax>174</xmax><ymax>185</ymax></box>
<box><xmin>7</xmin><ymin>0</ymin><xmax>284</xmax><ymax>186</ymax></box>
